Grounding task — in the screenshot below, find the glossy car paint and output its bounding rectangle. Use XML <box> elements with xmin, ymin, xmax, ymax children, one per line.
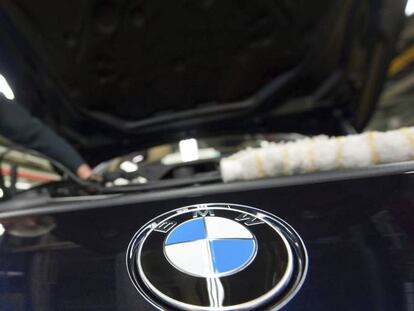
<box><xmin>0</xmin><ymin>163</ymin><xmax>413</xmax><ymax>310</ymax></box>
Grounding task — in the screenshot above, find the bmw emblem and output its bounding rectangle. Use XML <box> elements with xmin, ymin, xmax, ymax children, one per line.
<box><xmin>126</xmin><ymin>203</ymin><xmax>308</xmax><ymax>310</ymax></box>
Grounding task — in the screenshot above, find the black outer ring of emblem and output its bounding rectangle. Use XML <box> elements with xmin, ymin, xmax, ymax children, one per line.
<box><xmin>126</xmin><ymin>203</ymin><xmax>308</xmax><ymax>311</ymax></box>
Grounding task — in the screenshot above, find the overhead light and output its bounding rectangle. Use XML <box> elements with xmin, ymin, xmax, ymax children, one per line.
<box><xmin>120</xmin><ymin>161</ymin><xmax>138</xmax><ymax>173</ymax></box>
<box><xmin>15</xmin><ymin>182</ymin><xmax>32</xmax><ymax>190</ymax></box>
<box><xmin>179</xmin><ymin>138</ymin><xmax>199</xmax><ymax>162</ymax></box>
<box><xmin>406</xmin><ymin>0</ymin><xmax>414</xmax><ymax>16</ymax></box>
<box><xmin>0</xmin><ymin>188</ymin><xmax>3</xmax><ymax>198</ymax></box>
<box><xmin>162</xmin><ymin>148</ymin><xmax>220</xmax><ymax>165</ymax></box>
<box><xmin>134</xmin><ymin>176</ymin><xmax>148</xmax><ymax>184</ymax></box>
<box><xmin>0</xmin><ymin>74</ymin><xmax>15</xmax><ymax>100</ymax></box>
<box><xmin>132</xmin><ymin>154</ymin><xmax>144</xmax><ymax>163</ymax></box>
<box><xmin>0</xmin><ymin>223</ymin><xmax>4</xmax><ymax>236</ymax></box>
<box><xmin>114</xmin><ymin>177</ymin><xmax>130</xmax><ymax>186</ymax></box>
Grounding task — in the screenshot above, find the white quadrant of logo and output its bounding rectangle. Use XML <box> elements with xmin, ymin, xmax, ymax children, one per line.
<box><xmin>163</xmin><ymin>217</ymin><xmax>257</xmax><ymax>277</ymax></box>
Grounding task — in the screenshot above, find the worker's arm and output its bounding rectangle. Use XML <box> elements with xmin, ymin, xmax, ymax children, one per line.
<box><xmin>0</xmin><ymin>96</ymin><xmax>92</xmax><ymax>179</ymax></box>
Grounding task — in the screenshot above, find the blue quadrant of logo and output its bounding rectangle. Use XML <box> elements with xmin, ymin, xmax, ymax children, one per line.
<box><xmin>165</xmin><ymin>218</ymin><xmax>206</xmax><ymax>245</ymax></box>
<box><xmin>209</xmin><ymin>239</ymin><xmax>256</xmax><ymax>274</ymax></box>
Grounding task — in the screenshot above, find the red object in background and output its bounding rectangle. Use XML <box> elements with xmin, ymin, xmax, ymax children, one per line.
<box><xmin>1</xmin><ymin>165</ymin><xmax>59</xmax><ymax>183</ymax></box>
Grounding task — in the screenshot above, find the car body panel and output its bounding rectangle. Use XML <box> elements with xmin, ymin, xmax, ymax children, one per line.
<box><xmin>0</xmin><ymin>163</ymin><xmax>413</xmax><ymax>310</ymax></box>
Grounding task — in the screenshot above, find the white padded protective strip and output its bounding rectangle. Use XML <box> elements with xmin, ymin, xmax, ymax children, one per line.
<box><xmin>220</xmin><ymin>127</ymin><xmax>414</xmax><ymax>182</ymax></box>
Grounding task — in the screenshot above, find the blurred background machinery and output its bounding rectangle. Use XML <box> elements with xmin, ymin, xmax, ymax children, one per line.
<box><xmin>369</xmin><ymin>1</ymin><xmax>414</xmax><ymax>129</ymax></box>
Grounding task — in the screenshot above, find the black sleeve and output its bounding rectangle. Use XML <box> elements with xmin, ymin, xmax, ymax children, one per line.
<box><xmin>0</xmin><ymin>97</ymin><xmax>85</xmax><ymax>173</ymax></box>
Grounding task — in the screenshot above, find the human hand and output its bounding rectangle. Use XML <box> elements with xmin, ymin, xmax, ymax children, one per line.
<box><xmin>76</xmin><ymin>163</ymin><xmax>103</xmax><ymax>183</ymax></box>
<box><xmin>76</xmin><ymin>164</ymin><xmax>93</xmax><ymax>180</ymax></box>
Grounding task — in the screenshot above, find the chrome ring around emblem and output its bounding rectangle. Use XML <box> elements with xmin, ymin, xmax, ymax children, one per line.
<box><xmin>126</xmin><ymin>203</ymin><xmax>308</xmax><ymax>311</ymax></box>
